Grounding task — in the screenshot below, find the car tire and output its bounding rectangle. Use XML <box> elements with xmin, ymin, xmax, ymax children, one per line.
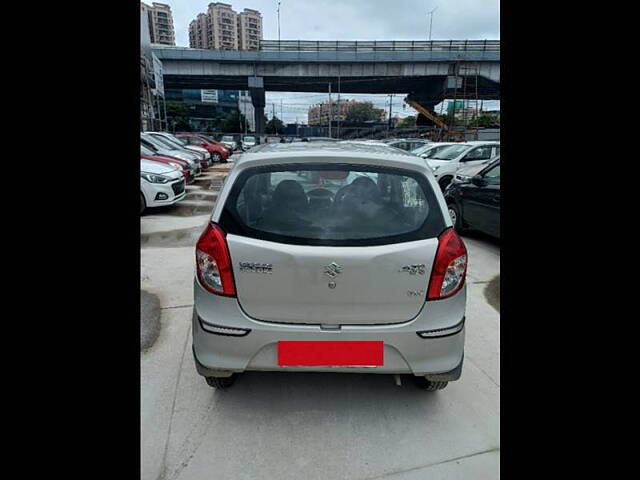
<box><xmin>438</xmin><ymin>176</ymin><xmax>453</xmax><ymax>191</ymax></box>
<box><xmin>140</xmin><ymin>192</ymin><xmax>146</xmax><ymax>215</ymax></box>
<box><xmin>448</xmin><ymin>203</ymin><xmax>465</xmax><ymax>232</ymax></box>
<box><xmin>212</xmin><ymin>152</ymin><xmax>221</xmax><ymax>163</ymax></box>
<box><xmin>414</xmin><ymin>377</ymin><xmax>448</xmax><ymax>391</ymax></box>
<box><xmin>205</xmin><ymin>374</ymin><xmax>236</xmax><ymax>389</ymax></box>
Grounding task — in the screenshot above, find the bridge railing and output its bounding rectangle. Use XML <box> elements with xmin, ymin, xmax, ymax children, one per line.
<box><xmin>260</xmin><ymin>40</ymin><xmax>500</xmax><ymax>52</ymax></box>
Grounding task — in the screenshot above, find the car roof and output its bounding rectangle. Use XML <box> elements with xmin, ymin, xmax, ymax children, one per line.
<box><xmin>235</xmin><ymin>141</ymin><xmax>429</xmax><ymax>173</ymax></box>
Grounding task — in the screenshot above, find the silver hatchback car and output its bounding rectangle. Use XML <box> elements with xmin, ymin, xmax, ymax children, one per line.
<box><xmin>192</xmin><ymin>142</ymin><xmax>467</xmax><ymax>390</ymax></box>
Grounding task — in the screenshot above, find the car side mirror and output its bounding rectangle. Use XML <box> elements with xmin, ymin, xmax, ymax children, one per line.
<box><xmin>471</xmin><ymin>175</ymin><xmax>486</xmax><ymax>187</ymax></box>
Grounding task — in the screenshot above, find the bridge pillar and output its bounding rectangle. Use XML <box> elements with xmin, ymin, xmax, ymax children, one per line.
<box><xmin>248</xmin><ymin>76</ymin><xmax>265</xmax><ymax>135</ymax></box>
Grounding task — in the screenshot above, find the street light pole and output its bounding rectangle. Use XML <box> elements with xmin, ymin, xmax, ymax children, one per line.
<box><xmin>428</xmin><ymin>6</ymin><xmax>438</xmax><ymax>41</ymax></box>
<box><xmin>277</xmin><ymin>1</ymin><xmax>281</xmax><ymax>43</ymax></box>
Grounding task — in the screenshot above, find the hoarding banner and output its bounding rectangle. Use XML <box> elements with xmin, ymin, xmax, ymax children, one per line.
<box><xmin>201</xmin><ymin>90</ymin><xmax>219</xmax><ymax>104</ymax></box>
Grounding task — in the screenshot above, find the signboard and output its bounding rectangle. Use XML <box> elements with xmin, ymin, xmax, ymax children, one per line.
<box><xmin>201</xmin><ymin>90</ymin><xmax>219</xmax><ymax>104</ymax></box>
<box><xmin>151</xmin><ymin>53</ymin><xmax>164</xmax><ymax>96</ymax></box>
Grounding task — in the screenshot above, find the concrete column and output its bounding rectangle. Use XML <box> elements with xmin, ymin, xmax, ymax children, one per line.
<box><xmin>248</xmin><ymin>76</ymin><xmax>265</xmax><ymax>135</ymax></box>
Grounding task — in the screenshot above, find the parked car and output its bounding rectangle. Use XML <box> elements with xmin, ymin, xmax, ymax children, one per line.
<box><xmin>411</xmin><ymin>142</ymin><xmax>457</xmax><ymax>158</ymax></box>
<box><xmin>175</xmin><ymin>133</ymin><xmax>229</xmax><ymax>163</ymax></box>
<box><xmin>192</xmin><ymin>142</ymin><xmax>467</xmax><ymax>391</ymax></box>
<box><xmin>141</xmin><ymin>144</ymin><xmax>194</xmax><ymax>183</ymax></box>
<box><xmin>382</xmin><ymin>138</ymin><xmax>432</xmax><ymax>151</ymax></box>
<box><xmin>240</xmin><ymin>135</ymin><xmax>257</xmax><ymax>151</ymax></box>
<box><xmin>147</xmin><ymin>132</ymin><xmax>213</xmax><ymax>168</ymax></box>
<box><xmin>426</xmin><ymin>142</ymin><xmax>500</xmax><ymax>191</ymax></box>
<box><xmin>301</xmin><ymin>137</ymin><xmax>338</xmax><ymax>142</ymax></box>
<box><xmin>220</xmin><ymin>135</ymin><xmax>238</xmax><ymax>151</ymax></box>
<box><xmin>140</xmin><ymin>159</ymin><xmax>186</xmax><ymax>214</ymax></box>
<box><xmin>451</xmin><ymin>156</ymin><xmax>499</xmax><ymax>185</ymax></box>
<box><xmin>141</xmin><ymin>133</ymin><xmax>201</xmax><ymax>176</ymax></box>
<box><xmin>144</xmin><ymin>132</ymin><xmax>209</xmax><ymax>167</ymax></box>
<box><xmin>444</xmin><ymin>158</ymin><xmax>500</xmax><ymax>238</ymax></box>
<box><xmin>340</xmin><ymin>140</ymin><xmax>393</xmax><ymax>148</ymax></box>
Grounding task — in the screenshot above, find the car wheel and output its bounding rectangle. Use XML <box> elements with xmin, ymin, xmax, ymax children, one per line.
<box><xmin>212</xmin><ymin>152</ymin><xmax>221</xmax><ymax>163</ymax></box>
<box><xmin>438</xmin><ymin>176</ymin><xmax>453</xmax><ymax>191</ymax></box>
<box><xmin>414</xmin><ymin>377</ymin><xmax>448</xmax><ymax>391</ymax></box>
<box><xmin>140</xmin><ymin>192</ymin><xmax>146</xmax><ymax>215</ymax></box>
<box><xmin>448</xmin><ymin>203</ymin><xmax>465</xmax><ymax>232</ymax></box>
<box><xmin>205</xmin><ymin>374</ymin><xmax>237</xmax><ymax>389</ymax></box>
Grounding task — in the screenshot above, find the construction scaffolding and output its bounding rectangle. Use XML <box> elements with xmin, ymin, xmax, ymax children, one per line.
<box><xmin>445</xmin><ymin>61</ymin><xmax>482</xmax><ymax>141</ymax></box>
<box><xmin>403</xmin><ymin>60</ymin><xmax>486</xmax><ymax>142</ymax></box>
<box><xmin>140</xmin><ymin>54</ymin><xmax>168</xmax><ymax>132</ymax></box>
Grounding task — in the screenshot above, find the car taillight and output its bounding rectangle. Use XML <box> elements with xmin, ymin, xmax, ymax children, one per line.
<box><xmin>427</xmin><ymin>228</ymin><xmax>467</xmax><ymax>300</ymax></box>
<box><xmin>195</xmin><ymin>223</ymin><xmax>236</xmax><ymax>296</ymax></box>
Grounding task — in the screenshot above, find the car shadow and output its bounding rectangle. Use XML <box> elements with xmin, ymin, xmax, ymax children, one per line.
<box><xmin>211</xmin><ymin>371</ymin><xmax>449</xmax><ymax>415</ymax></box>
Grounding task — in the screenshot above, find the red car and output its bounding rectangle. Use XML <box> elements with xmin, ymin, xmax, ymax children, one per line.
<box><xmin>141</xmin><ymin>144</ymin><xmax>194</xmax><ymax>183</ymax></box>
<box><xmin>176</xmin><ymin>134</ymin><xmax>230</xmax><ymax>163</ymax></box>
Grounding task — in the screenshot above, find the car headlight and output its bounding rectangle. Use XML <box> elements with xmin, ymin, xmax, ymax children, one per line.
<box><xmin>141</xmin><ymin>172</ymin><xmax>171</xmax><ymax>184</ymax></box>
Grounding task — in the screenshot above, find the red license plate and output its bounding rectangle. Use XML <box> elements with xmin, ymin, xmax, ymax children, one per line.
<box><xmin>277</xmin><ymin>341</ymin><xmax>384</xmax><ymax>367</ymax></box>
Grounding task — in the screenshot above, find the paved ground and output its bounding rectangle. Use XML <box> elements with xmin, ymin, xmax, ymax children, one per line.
<box><xmin>141</xmin><ymin>157</ymin><xmax>500</xmax><ymax>480</ymax></box>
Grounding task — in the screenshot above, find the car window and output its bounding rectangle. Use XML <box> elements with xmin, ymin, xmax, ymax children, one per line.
<box><xmin>431</xmin><ymin>144</ymin><xmax>472</xmax><ymax>160</ymax></box>
<box><xmin>464</xmin><ymin>146</ymin><xmax>493</xmax><ymax>161</ymax></box>
<box><xmin>483</xmin><ymin>164</ymin><xmax>500</xmax><ymax>184</ymax></box>
<box><xmin>149</xmin><ymin>134</ymin><xmax>178</xmax><ymax>149</ymax></box>
<box><xmin>140</xmin><ymin>145</ymin><xmax>154</xmax><ymax>156</ymax></box>
<box><xmin>220</xmin><ymin>165</ymin><xmax>446</xmax><ymax>246</ymax></box>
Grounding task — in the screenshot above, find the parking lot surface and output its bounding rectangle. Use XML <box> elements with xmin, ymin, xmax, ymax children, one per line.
<box><xmin>141</xmin><ymin>155</ymin><xmax>500</xmax><ymax>480</ymax></box>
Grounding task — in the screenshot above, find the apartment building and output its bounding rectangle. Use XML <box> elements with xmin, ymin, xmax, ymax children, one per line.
<box><xmin>189</xmin><ymin>3</ymin><xmax>262</xmax><ymax>50</ymax></box>
<box><xmin>143</xmin><ymin>2</ymin><xmax>176</xmax><ymax>46</ymax></box>
<box><xmin>237</xmin><ymin>8</ymin><xmax>263</xmax><ymax>50</ymax></box>
<box><xmin>189</xmin><ymin>13</ymin><xmax>210</xmax><ymax>49</ymax></box>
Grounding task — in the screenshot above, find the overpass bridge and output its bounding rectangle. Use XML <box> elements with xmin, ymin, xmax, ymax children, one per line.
<box><xmin>152</xmin><ymin>40</ymin><xmax>500</xmax><ymax>134</ymax></box>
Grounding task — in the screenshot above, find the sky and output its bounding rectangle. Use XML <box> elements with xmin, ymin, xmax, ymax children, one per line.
<box><xmin>165</xmin><ymin>0</ymin><xmax>500</xmax><ymax>123</ymax></box>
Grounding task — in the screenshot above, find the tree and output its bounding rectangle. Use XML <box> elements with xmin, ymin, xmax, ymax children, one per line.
<box><xmin>345</xmin><ymin>102</ymin><xmax>386</xmax><ymax>123</ymax></box>
<box><xmin>266</xmin><ymin>115</ymin><xmax>284</xmax><ymax>134</ymax></box>
<box><xmin>219</xmin><ymin>111</ymin><xmax>247</xmax><ymax>133</ymax></box>
<box><xmin>397</xmin><ymin>115</ymin><xmax>417</xmax><ymax>128</ymax></box>
<box><xmin>469</xmin><ymin>113</ymin><xmax>499</xmax><ymax>128</ymax></box>
<box><xmin>165</xmin><ymin>101</ymin><xmax>192</xmax><ymax>132</ymax></box>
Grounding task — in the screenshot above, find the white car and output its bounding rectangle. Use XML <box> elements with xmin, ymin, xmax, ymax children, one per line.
<box><xmin>140</xmin><ymin>159</ymin><xmax>186</xmax><ymax>214</ymax></box>
<box><xmin>141</xmin><ymin>134</ymin><xmax>202</xmax><ymax>176</ymax></box>
<box><xmin>241</xmin><ymin>135</ymin><xmax>257</xmax><ymax>151</ymax></box>
<box><xmin>220</xmin><ymin>135</ymin><xmax>238</xmax><ymax>151</ymax></box>
<box><xmin>426</xmin><ymin>142</ymin><xmax>500</xmax><ymax>190</ymax></box>
<box><xmin>192</xmin><ymin>142</ymin><xmax>467</xmax><ymax>391</ymax></box>
<box><xmin>148</xmin><ymin>132</ymin><xmax>212</xmax><ymax>168</ymax></box>
<box><xmin>411</xmin><ymin>142</ymin><xmax>458</xmax><ymax>159</ymax></box>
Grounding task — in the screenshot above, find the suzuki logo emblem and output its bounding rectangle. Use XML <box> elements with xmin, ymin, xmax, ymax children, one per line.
<box><xmin>324</xmin><ymin>262</ymin><xmax>343</xmax><ymax>279</ymax></box>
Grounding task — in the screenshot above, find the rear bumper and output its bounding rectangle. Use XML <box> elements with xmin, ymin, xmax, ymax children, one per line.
<box><xmin>192</xmin><ymin>279</ymin><xmax>466</xmax><ymax>378</ymax></box>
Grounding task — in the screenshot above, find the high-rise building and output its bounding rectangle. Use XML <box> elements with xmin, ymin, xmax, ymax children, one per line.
<box><xmin>207</xmin><ymin>3</ymin><xmax>238</xmax><ymax>50</ymax></box>
<box><xmin>237</xmin><ymin>9</ymin><xmax>263</xmax><ymax>50</ymax></box>
<box><xmin>188</xmin><ymin>3</ymin><xmax>263</xmax><ymax>50</ymax></box>
<box><xmin>189</xmin><ymin>13</ymin><xmax>210</xmax><ymax>49</ymax></box>
<box><xmin>143</xmin><ymin>2</ymin><xmax>176</xmax><ymax>46</ymax></box>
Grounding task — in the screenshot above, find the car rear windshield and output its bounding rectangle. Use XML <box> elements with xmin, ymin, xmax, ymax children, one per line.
<box><xmin>219</xmin><ymin>164</ymin><xmax>446</xmax><ymax>246</ymax></box>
